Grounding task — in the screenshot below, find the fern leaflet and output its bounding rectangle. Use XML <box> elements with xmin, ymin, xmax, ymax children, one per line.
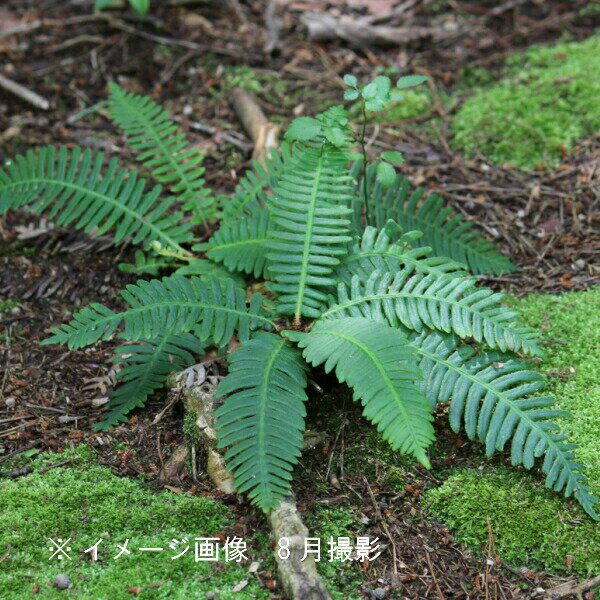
<box><xmin>352</xmin><ymin>164</ymin><xmax>517</xmax><ymax>275</ymax></box>
<box><xmin>43</xmin><ymin>275</ymin><xmax>274</xmax><ymax>349</ymax></box>
<box><xmin>286</xmin><ymin>317</ymin><xmax>434</xmax><ymax>466</ymax></box>
<box><xmin>97</xmin><ymin>332</ymin><xmax>205</xmax><ymax>431</ymax></box>
<box><xmin>267</xmin><ymin>140</ymin><xmax>353</xmax><ymax>321</ymax></box>
<box><xmin>336</xmin><ymin>220</ymin><xmax>467</xmax><ymax>284</ymax></box>
<box><xmin>107</xmin><ymin>83</ymin><xmax>212</xmax><ymax>217</ymax></box>
<box><xmin>409</xmin><ymin>330</ymin><xmax>598</xmax><ymax>519</ymax></box>
<box><xmin>215</xmin><ymin>332</ymin><xmax>308</xmax><ymax>512</ymax></box>
<box><xmin>0</xmin><ymin>145</ymin><xmax>192</xmax><ymax>253</ymax></box>
<box><xmin>222</xmin><ymin>144</ymin><xmax>291</xmax><ymax>220</ymax></box>
<box><xmin>321</xmin><ymin>271</ymin><xmax>542</xmax><ymax>356</ymax></box>
<box><xmin>202</xmin><ymin>208</ymin><xmax>271</xmax><ymax>278</ymax></box>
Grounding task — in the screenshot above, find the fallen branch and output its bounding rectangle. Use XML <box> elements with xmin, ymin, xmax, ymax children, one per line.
<box><xmin>170</xmin><ymin>368</ymin><xmax>332</xmax><ymax>600</ymax></box>
<box><xmin>543</xmin><ymin>575</ymin><xmax>600</xmax><ymax>600</ymax></box>
<box><xmin>300</xmin><ymin>11</ymin><xmax>463</xmax><ymax>47</ymax></box>
<box><xmin>230</xmin><ymin>87</ymin><xmax>279</xmax><ymax>165</ymax></box>
<box><xmin>0</xmin><ymin>73</ymin><xmax>50</xmax><ymax>110</ymax></box>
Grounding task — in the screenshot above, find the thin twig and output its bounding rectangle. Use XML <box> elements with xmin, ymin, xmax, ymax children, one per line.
<box><xmin>0</xmin><ymin>73</ymin><xmax>50</xmax><ymax>110</ymax></box>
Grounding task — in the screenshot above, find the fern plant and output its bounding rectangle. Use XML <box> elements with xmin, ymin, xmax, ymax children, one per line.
<box><xmin>1</xmin><ymin>78</ymin><xmax>596</xmax><ymax>519</ymax></box>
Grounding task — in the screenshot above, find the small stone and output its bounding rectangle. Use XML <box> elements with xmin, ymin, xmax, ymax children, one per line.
<box><xmin>5</xmin><ymin>397</ymin><xmax>15</xmax><ymax>408</ymax></box>
<box><xmin>205</xmin><ymin>592</ymin><xmax>218</xmax><ymax>600</ymax></box>
<box><xmin>372</xmin><ymin>588</ymin><xmax>387</xmax><ymax>600</ymax></box>
<box><xmin>572</xmin><ymin>259</ymin><xmax>586</xmax><ymax>270</ymax></box>
<box><xmin>54</xmin><ymin>574</ymin><xmax>71</xmax><ymax>590</ymax></box>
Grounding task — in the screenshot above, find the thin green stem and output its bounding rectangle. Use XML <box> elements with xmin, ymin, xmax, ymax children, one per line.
<box><xmin>360</xmin><ymin>103</ymin><xmax>370</xmax><ymax>227</ymax></box>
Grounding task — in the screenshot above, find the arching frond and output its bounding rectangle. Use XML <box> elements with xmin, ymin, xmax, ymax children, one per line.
<box><xmin>43</xmin><ymin>275</ymin><xmax>273</xmax><ymax>350</ymax></box>
<box><xmin>267</xmin><ymin>140</ymin><xmax>353</xmax><ymax>321</ymax></box>
<box><xmin>107</xmin><ymin>83</ymin><xmax>213</xmax><ymax>218</ymax></box>
<box><xmin>351</xmin><ymin>164</ymin><xmax>517</xmax><ymax>275</ymax></box>
<box><xmin>203</xmin><ymin>208</ymin><xmax>271</xmax><ymax>278</ymax></box>
<box><xmin>96</xmin><ymin>332</ymin><xmax>205</xmax><ymax>431</ymax></box>
<box><xmin>336</xmin><ymin>220</ymin><xmax>467</xmax><ymax>284</ymax></box>
<box><xmin>286</xmin><ymin>317</ymin><xmax>434</xmax><ymax>466</ymax></box>
<box><xmin>222</xmin><ymin>144</ymin><xmax>291</xmax><ymax>220</ymax></box>
<box><xmin>321</xmin><ymin>271</ymin><xmax>542</xmax><ymax>356</ymax></box>
<box><xmin>0</xmin><ymin>146</ymin><xmax>192</xmax><ymax>253</ymax></box>
<box><xmin>409</xmin><ymin>330</ymin><xmax>598</xmax><ymax>519</ymax></box>
<box><xmin>215</xmin><ymin>332</ymin><xmax>308</xmax><ymax>512</ymax></box>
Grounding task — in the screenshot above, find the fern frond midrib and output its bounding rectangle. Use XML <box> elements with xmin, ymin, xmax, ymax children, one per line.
<box><xmin>209</xmin><ymin>237</ymin><xmax>270</xmax><ymax>252</ymax></box>
<box><xmin>316</xmin><ymin>325</ymin><xmax>425</xmax><ymax>461</ymax></box>
<box><xmin>258</xmin><ymin>337</ymin><xmax>287</xmax><ymax>491</ymax></box>
<box><xmin>69</xmin><ymin>299</ymin><xmax>275</xmax><ymax>339</ymax></box>
<box><xmin>415</xmin><ymin>343</ymin><xmax>579</xmax><ymax>478</ymax></box>
<box><xmin>294</xmin><ymin>151</ymin><xmax>325</xmax><ymax>323</ymax></box>
<box><xmin>2</xmin><ymin>176</ymin><xmax>187</xmax><ymax>254</ymax></box>
<box><xmin>344</xmin><ymin>248</ymin><xmax>451</xmax><ymax>275</ymax></box>
<box><xmin>114</xmin><ymin>93</ymin><xmax>196</xmax><ymax>200</ymax></box>
<box><xmin>323</xmin><ymin>288</ymin><xmax>501</xmax><ymax>321</ymax></box>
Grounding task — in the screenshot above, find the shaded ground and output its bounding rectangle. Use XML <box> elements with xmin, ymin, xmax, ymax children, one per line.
<box><xmin>1</xmin><ymin>0</ymin><xmax>599</xmax><ymax>598</ymax></box>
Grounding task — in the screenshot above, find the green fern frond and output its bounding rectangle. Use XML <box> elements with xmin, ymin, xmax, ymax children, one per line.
<box><xmin>203</xmin><ymin>208</ymin><xmax>271</xmax><ymax>278</ymax></box>
<box><xmin>267</xmin><ymin>140</ymin><xmax>354</xmax><ymax>321</ymax></box>
<box><xmin>409</xmin><ymin>330</ymin><xmax>598</xmax><ymax>519</ymax></box>
<box><xmin>321</xmin><ymin>271</ymin><xmax>542</xmax><ymax>356</ymax></box>
<box><xmin>173</xmin><ymin>258</ymin><xmax>247</xmax><ymax>288</ymax></box>
<box><xmin>119</xmin><ymin>250</ymin><xmax>173</xmax><ymax>276</ymax></box>
<box><xmin>222</xmin><ymin>144</ymin><xmax>291</xmax><ymax>220</ymax></box>
<box><xmin>43</xmin><ymin>275</ymin><xmax>274</xmax><ymax>350</ymax></box>
<box><xmin>96</xmin><ymin>332</ymin><xmax>205</xmax><ymax>431</ymax></box>
<box><xmin>337</xmin><ymin>220</ymin><xmax>467</xmax><ymax>284</ymax></box>
<box><xmin>286</xmin><ymin>317</ymin><xmax>434</xmax><ymax>466</ymax></box>
<box><xmin>0</xmin><ymin>146</ymin><xmax>192</xmax><ymax>253</ymax></box>
<box><xmin>107</xmin><ymin>83</ymin><xmax>213</xmax><ymax>217</ymax></box>
<box><xmin>352</xmin><ymin>164</ymin><xmax>517</xmax><ymax>275</ymax></box>
<box><xmin>215</xmin><ymin>332</ymin><xmax>308</xmax><ymax>512</ymax></box>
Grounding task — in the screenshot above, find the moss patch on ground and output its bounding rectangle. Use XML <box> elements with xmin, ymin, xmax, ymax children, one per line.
<box><xmin>0</xmin><ymin>447</ymin><xmax>269</xmax><ymax>599</ymax></box>
<box><xmin>424</xmin><ymin>288</ymin><xmax>600</xmax><ymax>577</ymax></box>
<box><xmin>452</xmin><ymin>34</ymin><xmax>600</xmax><ymax>169</ymax></box>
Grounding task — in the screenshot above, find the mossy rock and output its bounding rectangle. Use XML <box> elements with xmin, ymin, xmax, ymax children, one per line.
<box><xmin>452</xmin><ymin>34</ymin><xmax>600</xmax><ymax>169</ymax></box>
<box><xmin>424</xmin><ymin>288</ymin><xmax>600</xmax><ymax>577</ymax></box>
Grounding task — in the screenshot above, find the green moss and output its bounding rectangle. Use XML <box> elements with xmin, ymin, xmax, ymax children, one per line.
<box><xmin>424</xmin><ymin>288</ymin><xmax>600</xmax><ymax>577</ymax></box>
<box><xmin>0</xmin><ymin>448</ymin><xmax>269</xmax><ymax>599</ymax></box>
<box><xmin>424</xmin><ymin>467</ymin><xmax>599</xmax><ymax>576</ymax></box>
<box><xmin>452</xmin><ymin>34</ymin><xmax>600</xmax><ymax>169</ymax></box>
<box><xmin>511</xmin><ymin>287</ymin><xmax>600</xmax><ymax>489</ymax></box>
<box><xmin>0</xmin><ymin>300</ymin><xmax>20</xmax><ymax>313</ymax></box>
<box><xmin>304</xmin><ymin>507</ymin><xmax>363</xmax><ymax>600</ymax></box>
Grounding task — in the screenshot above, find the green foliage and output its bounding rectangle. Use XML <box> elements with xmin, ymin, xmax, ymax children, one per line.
<box><xmin>99</xmin><ymin>332</ymin><xmax>206</xmax><ymax>430</ymax></box>
<box><xmin>322</xmin><ymin>271</ymin><xmax>541</xmax><ymax>356</ymax></box>
<box><xmin>43</xmin><ymin>275</ymin><xmax>272</xmax><ymax>349</ymax></box>
<box><xmin>107</xmin><ymin>83</ymin><xmax>213</xmax><ymax>222</ymax></box>
<box><xmin>452</xmin><ymin>34</ymin><xmax>600</xmax><ymax>169</ymax></box>
<box><xmin>411</xmin><ymin>330</ymin><xmax>596</xmax><ymax>518</ymax></box>
<box><xmin>204</xmin><ymin>209</ymin><xmax>271</xmax><ymax>278</ymax></box>
<box><xmin>352</xmin><ymin>164</ymin><xmax>518</xmax><ymax>274</ymax></box>
<box><xmin>266</xmin><ymin>136</ymin><xmax>354</xmax><ymax>321</ymax></box>
<box><xmin>215</xmin><ymin>333</ymin><xmax>308</xmax><ymax>512</ymax></box>
<box><xmin>0</xmin><ymin>146</ymin><xmax>193</xmax><ymax>254</ymax></box>
<box><xmin>336</xmin><ymin>220</ymin><xmax>467</xmax><ymax>281</ymax></box>
<box><xmin>95</xmin><ymin>0</ymin><xmax>150</xmax><ymax>17</ymax></box>
<box><xmin>286</xmin><ymin>317</ymin><xmax>434</xmax><ymax>467</ymax></box>
<box><xmin>5</xmin><ymin>76</ymin><xmax>596</xmax><ymax>518</ymax></box>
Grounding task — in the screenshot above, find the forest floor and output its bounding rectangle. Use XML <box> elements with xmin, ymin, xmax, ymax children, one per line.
<box><xmin>0</xmin><ymin>1</ymin><xmax>598</xmax><ymax>599</ymax></box>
